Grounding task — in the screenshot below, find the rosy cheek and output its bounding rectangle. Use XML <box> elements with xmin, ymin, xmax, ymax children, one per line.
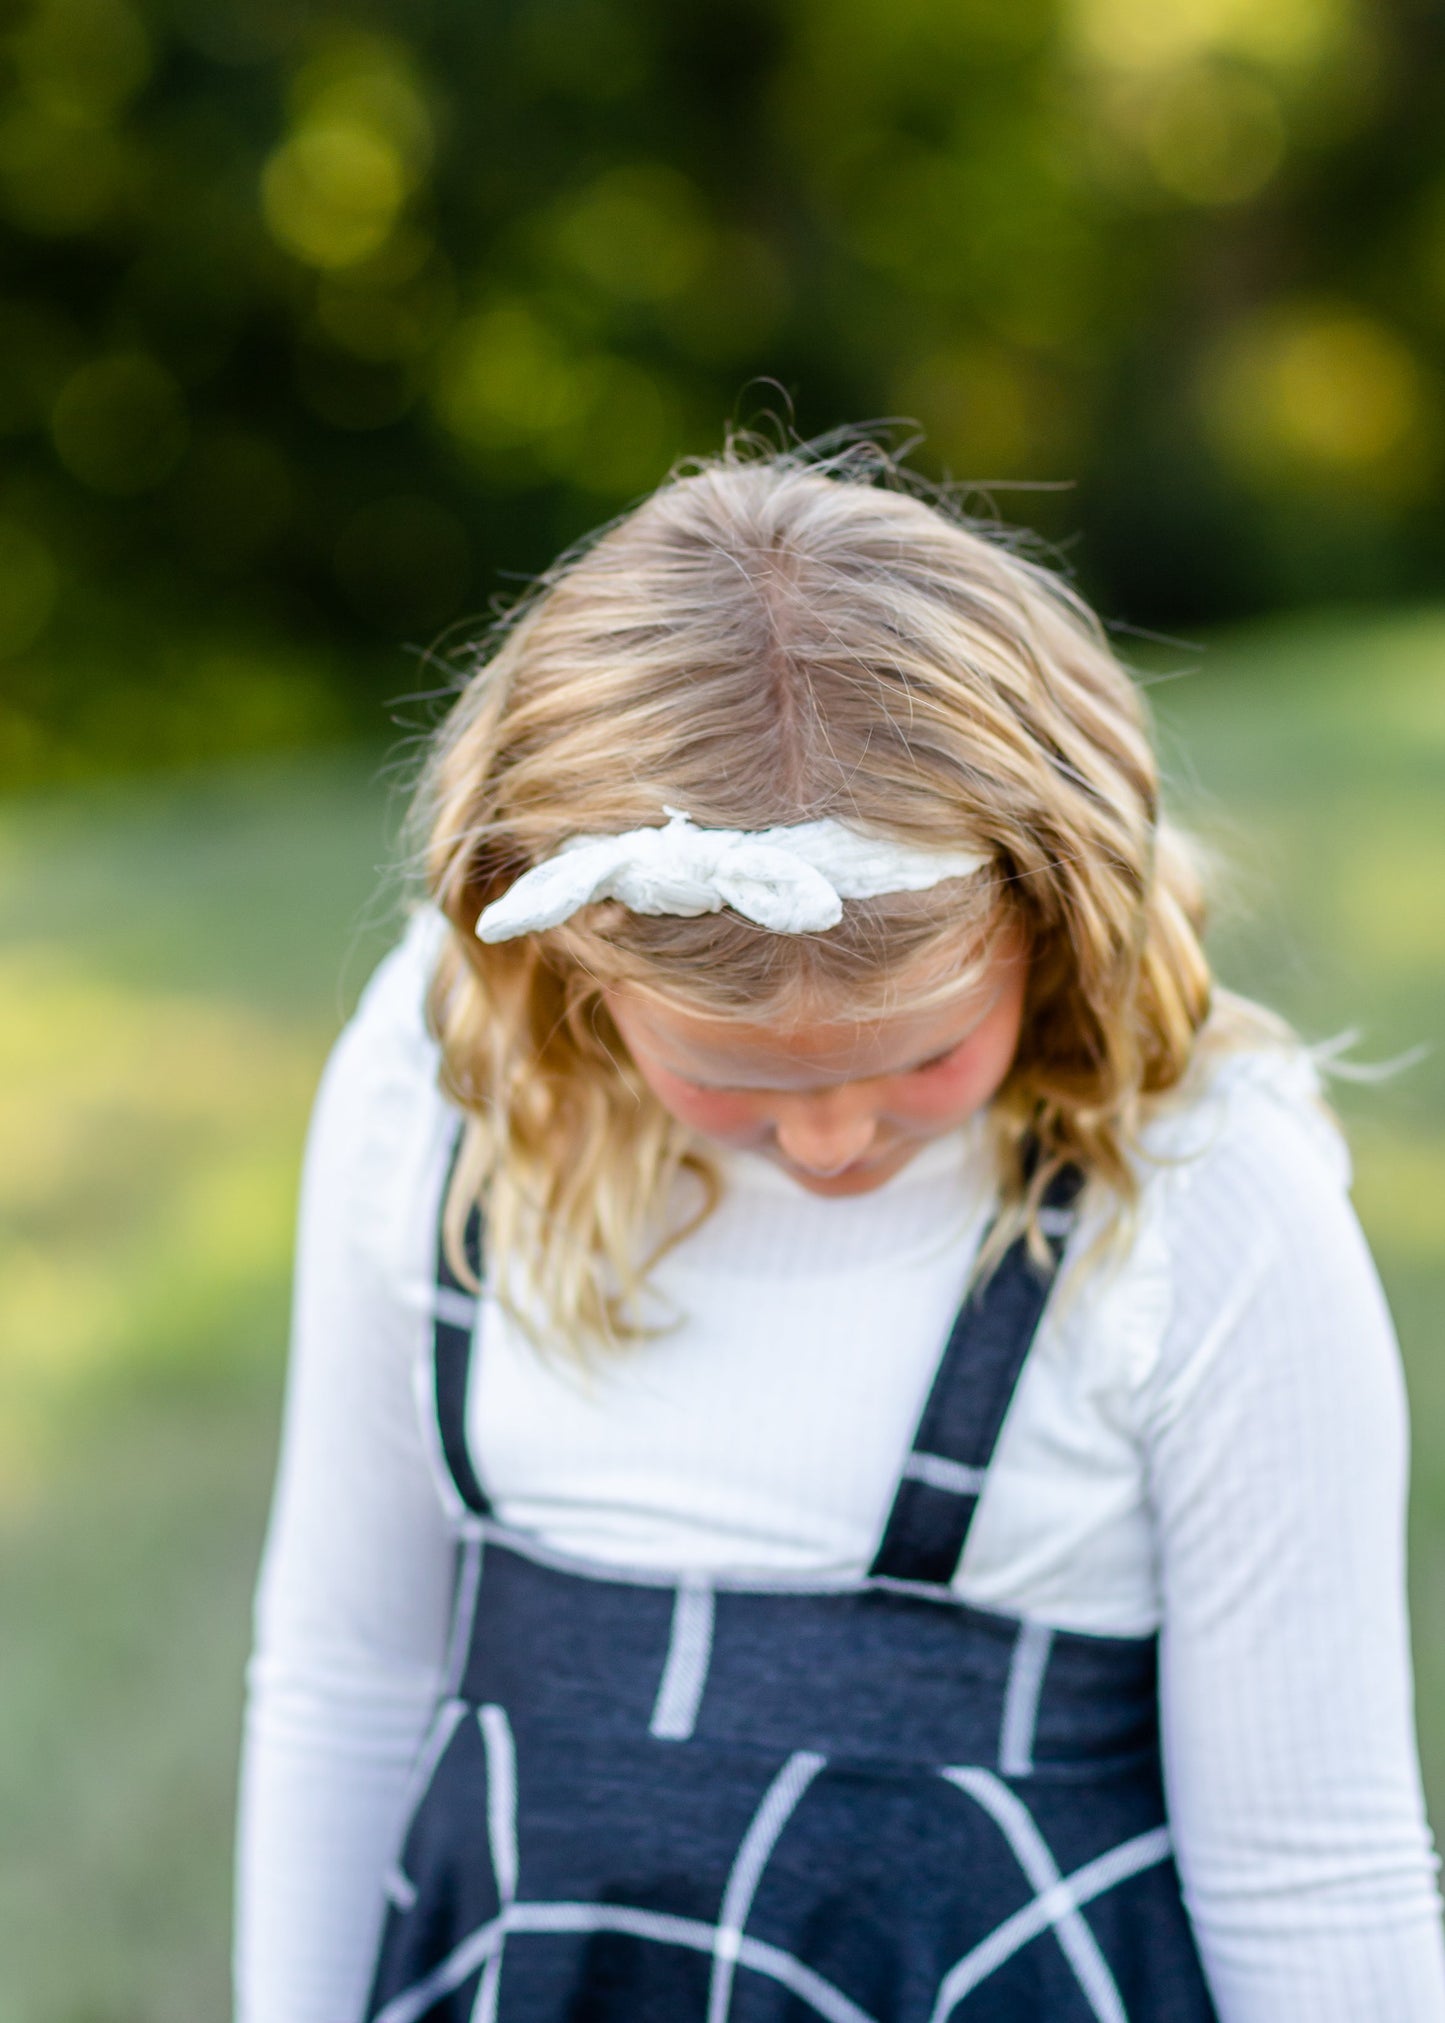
<box><xmin>645</xmin><ymin>1071</ymin><xmax>765</xmax><ymax>1144</ymax></box>
<box><xmin>896</xmin><ymin>1031</ymin><xmax>1018</xmax><ymax>1124</ymax></box>
<box><xmin>893</xmin><ymin>1070</ymin><xmax>978</xmax><ymax>1126</ymax></box>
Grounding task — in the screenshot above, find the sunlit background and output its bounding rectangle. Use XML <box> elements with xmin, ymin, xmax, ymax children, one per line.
<box><xmin>1</xmin><ymin>0</ymin><xmax>1442</xmax><ymax>2014</ymax></box>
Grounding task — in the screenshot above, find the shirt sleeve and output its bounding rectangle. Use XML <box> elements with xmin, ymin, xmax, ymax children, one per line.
<box><xmin>235</xmin><ymin>923</ymin><xmax>459</xmax><ymax>2023</ymax></box>
<box><xmin>1143</xmin><ymin>1085</ymin><xmax>1445</xmax><ymax>2018</ymax></box>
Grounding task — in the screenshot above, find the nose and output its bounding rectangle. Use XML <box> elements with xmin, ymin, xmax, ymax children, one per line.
<box><xmin>772</xmin><ymin>1096</ymin><xmax>879</xmax><ymax>1177</ymax></box>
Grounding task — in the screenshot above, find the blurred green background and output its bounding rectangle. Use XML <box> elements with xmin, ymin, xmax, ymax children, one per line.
<box><xmin>1</xmin><ymin>0</ymin><xmax>1442</xmax><ymax>2015</ymax></box>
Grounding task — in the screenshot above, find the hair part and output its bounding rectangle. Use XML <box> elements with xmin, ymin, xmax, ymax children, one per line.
<box><xmin>417</xmin><ymin>434</ymin><xmax>1283</xmax><ymax>1349</ymax></box>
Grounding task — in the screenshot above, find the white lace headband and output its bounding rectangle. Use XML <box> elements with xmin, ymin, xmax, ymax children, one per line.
<box><xmin>475</xmin><ymin>808</ymin><xmax>988</xmax><ymax>942</ymax></box>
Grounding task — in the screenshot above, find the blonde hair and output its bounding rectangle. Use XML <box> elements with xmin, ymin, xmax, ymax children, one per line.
<box><xmin>418</xmin><ymin>437</ymin><xmax>1280</xmax><ymax>1348</ymax></box>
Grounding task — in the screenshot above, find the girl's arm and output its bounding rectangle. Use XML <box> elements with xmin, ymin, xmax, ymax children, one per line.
<box><xmin>235</xmin><ymin>932</ymin><xmax>458</xmax><ymax>2023</ymax></box>
<box><xmin>1145</xmin><ymin>1097</ymin><xmax>1445</xmax><ymax>2017</ymax></box>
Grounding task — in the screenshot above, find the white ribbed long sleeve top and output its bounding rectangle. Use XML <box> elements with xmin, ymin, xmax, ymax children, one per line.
<box><xmin>236</xmin><ymin>912</ymin><xmax>1445</xmax><ymax>2020</ymax></box>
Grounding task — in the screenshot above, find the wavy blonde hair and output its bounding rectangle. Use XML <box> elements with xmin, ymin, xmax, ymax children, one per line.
<box><xmin>418</xmin><ymin>438</ymin><xmax>1279</xmax><ymax>1348</ymax></box>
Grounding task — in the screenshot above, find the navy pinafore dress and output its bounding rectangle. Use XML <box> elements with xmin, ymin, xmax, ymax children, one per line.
<box><xmin>365</xmin><ymin>1141</ymin><xmax>1219</xmax><ymax>2023</ymax></box>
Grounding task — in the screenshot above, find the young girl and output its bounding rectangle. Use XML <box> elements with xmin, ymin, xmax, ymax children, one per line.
<box><xmin>236</xmin><ymin>442</ymin><xmax>1445</xmax><ymax>2022</ymax></box>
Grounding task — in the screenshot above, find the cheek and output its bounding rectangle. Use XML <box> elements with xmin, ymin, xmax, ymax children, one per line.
<box><xmin>635</xmin><ymin>1064</ymin><xmax>767</xmax><ymax>1144</ymax></box>
<box><xmin>895</xmin><ymin>1003</ymin><xmax>1025</xmax><ymax>1126</ymax></box>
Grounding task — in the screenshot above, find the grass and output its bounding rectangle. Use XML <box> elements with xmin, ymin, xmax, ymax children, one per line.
<box><xmin>0</xmin><ymin>754</ymin><xmax>404</xmax><ymax>2023</ymax></box>
<box><xmin>1</xmin><ymin>608</ymin><xmax>1443</xmax><ymax>2016</ymax></box>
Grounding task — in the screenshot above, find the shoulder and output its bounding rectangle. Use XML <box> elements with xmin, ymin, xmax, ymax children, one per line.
<box><xmin>322</xmin><ymin>903</ymin><xmax>447</xmax><ymax>1080</ymax></box>
<box><xmin>1060</xmin><ymin>1042</ymin><xmax>1378</xmax><ymax>1408</ymax></box>
<box><xmin>1138</xmin><ymin>1041</ymin><xmax>1352</xmax><ymax>1257</ymax></box>
<box><xmin>305</xmin><ymin>907</ymin><xmax>457</xmax><ymax>1285</ymax></box>
<box><xmin>315</xmin><ymin>906</ymin><xmax>448</xmax><ymax>1150</ymax></box>
<box><xmin>337</xmin><ymin>904</ymin><xmax>449</xmax><ymax>1060</ymax></box>
<box><xmin>1123</xmin><ymin>1043</ymin><xmax>1398</xmax><ymax>1434</ymax></box>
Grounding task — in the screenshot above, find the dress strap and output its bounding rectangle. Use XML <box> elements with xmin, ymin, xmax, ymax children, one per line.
<box><xmin>431</xmin><ymin>1122</ymin><xmax>491</xmax><ymax>1518</ymax></box>
<box><xmin>869</xmin><ymin>1160</ymin><xmax>1084</xmax><ymax>1590</ymax></box>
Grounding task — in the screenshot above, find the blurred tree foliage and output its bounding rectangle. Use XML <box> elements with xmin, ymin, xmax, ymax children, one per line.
<box><xmin>1</xmin><ymin>0</ymin><xmax>1442</xmax><ymax>781</ymax></box>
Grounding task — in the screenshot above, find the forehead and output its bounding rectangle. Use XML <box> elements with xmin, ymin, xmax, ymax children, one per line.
<box><xmin>609</xmin><ymin>966</ymin><xmax>1001</xmax><ymax>1089</ymax></box>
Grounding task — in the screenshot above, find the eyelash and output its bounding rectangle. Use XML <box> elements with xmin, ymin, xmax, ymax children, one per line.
<box><xmin>678</xmin><ymin>1045</ymin><xmax>962</xmax><ymax>1096</ymax></box>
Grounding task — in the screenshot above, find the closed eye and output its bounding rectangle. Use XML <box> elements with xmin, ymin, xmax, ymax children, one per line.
<box><xmin>911</xmin><ymin>1048</ymin><xmax>959</xmax><ymax>1073</ymax></box>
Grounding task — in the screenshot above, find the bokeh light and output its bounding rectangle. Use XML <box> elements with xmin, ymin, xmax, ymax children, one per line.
<box><xmin>50</xmin><ymin>354</ymin><xmax>190</xmax><ymax>495</ymax></box>
<box><xmin>1202</xmin><ymin>304</ymin><xmax>1435</xmax><ymax>493</ymax></box>
<box><xmin>433</xmin><ymin>305</ymin><xmax>587</xmax><ymax>458</ymax></box>
<box><xmin>1067</xmin><ymin>0</ymin><xmax>1354</xmax><ymax>75</ymax></box>
<box><xmin>1141</xmin><ymin>67</ymin><xmax>1286</xmax><ymax>205</ymax></box>
<box><xmin>893</xmin><ymin>345</ymin><xmax>1072</xmax><ymax>476</ymax></box>
<box><xmin>262</xmin><ymin>125</ymin><xmax>410</xmax><ymax>269</ymax></box>
<box><xmin>549</xmin><ymin>165</ymin><xmax>710</xmax><ymax>305</ymax></box>
<box><xmin>0</xmin><ymin>109</ymin><xmax>136</xmax><ymax>236</ymax></box>
<box><xmin>12</xmin><ymin>0</ymin><xmax>152</xmax><ymax>124</ymax></box>
<box><xmin>261</xmin><ymin>32</ymin><xmax>431</xmax><ymax>271</ymax></box>
<box><xmin>0</xmin><ymin>0</ymin><xmax>1435</xmax><ymax>786</ymax></box>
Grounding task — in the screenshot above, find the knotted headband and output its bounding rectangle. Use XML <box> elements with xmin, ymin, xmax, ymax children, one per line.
<box><xmin>475</xmin><ymin>808</ymin><xmax>988</xmax><ymax>942</ymax></box>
